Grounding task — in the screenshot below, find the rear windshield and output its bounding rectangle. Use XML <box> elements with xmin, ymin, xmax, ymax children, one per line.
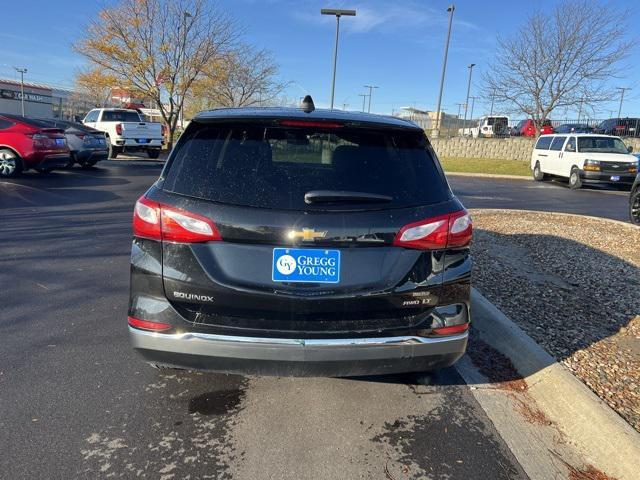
<box><xmin>163</xmin><ymin>122</ymin><xmax>449</xmax><ymax>210</ymax></box>
<box><xmin>101</xmin><ymin>110</ymin><xmax>141</xmax><ymax>122</ymax></box>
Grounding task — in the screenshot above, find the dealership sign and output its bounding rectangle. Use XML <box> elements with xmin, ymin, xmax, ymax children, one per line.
<box><xmin>0</xmin><ymin>89</ymin><xmax>51</xmax><ymax>104</ymax></box>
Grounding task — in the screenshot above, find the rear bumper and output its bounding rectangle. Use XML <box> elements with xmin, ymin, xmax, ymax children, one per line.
<box><xmin>36</xmin><ymin>154</ymin><xmax>71</xmax><ymax>169</ymax></box>
<box><xmin>580</xmin><ymin>171</ymin><xmax>636</xmax><ymax>184</ymax></box>
<box><xmin>75</xmin><ymin>149</ymin><xmax>108</xmax><ymax>163</ymax></box>
<box><xmin>114</xmin><ymin>138</ymin><xmax>163</xmax><ymax>148</ymax></box>
<box><xmin>129</xmin><ymin>327</ymin><xmax>468</xmax><ymax>377</ymax></box>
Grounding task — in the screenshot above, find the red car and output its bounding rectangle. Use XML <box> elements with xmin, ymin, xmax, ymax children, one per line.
<box><xmin>512</xmin><ymin>119</ymin><xmax>554</xmax><ymax>137</ymax></box>
<box><xmin>0</xmin><ymin>113</ymin><xmax>71</xmax><ymax>177</ymax></box>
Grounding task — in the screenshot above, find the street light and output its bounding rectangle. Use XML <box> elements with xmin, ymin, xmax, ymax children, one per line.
<box><xmin>363</xmin><ymin>85</ymin><xmax>378</xmax><ymax>113</ymax></box>
<box><xmin>358</xmin><ymin>93</ymin><xmax>367</xmax><ymax>112</ymax></box>
<box><xmin>616</xmin><ymin>87</ymin><xmax>630</xmax><ymax>118</ymax></box>
<box><xmin>14</xmin><ymin>67</ymin><xmax>27</xmax><ymax>116</ymax></box>
<box><xmin>433</xmin><ymin>5</ymin><xmax>455</xmax><ymax>138</ymax></box>
<box><xmin>321</xmin><ymin>8</ymin><xmax>356</xmax><ymax>109</ymax></box>
<box><xmin>463</xmin><ymin>63</ymin><xmax>476</xmax><ymax>126</ymax></box>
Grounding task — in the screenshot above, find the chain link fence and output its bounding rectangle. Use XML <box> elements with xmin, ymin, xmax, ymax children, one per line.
<box><xmin>423</xmin><ymin>117</ymin><xmax>640</xmax><ymax>139</ymax></box>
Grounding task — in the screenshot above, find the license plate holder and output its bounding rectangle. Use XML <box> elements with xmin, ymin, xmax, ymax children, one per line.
<box><xmin>272</xmin><ymin>248</ymin><xmax>340</xmax><ymax>283</ymax></box>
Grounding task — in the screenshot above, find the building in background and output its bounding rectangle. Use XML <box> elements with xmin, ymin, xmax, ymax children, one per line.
<box><xmin>0</xmin><ymin>78</ymin><xmax>98</xmax><ymax>120</ymax></box>
<box><xmin>394</xmin><ymin>107</ymin><xmax>460</xmax><ymax>134</ymax></box>
<box><xmin>0</xmin><ymin>78</ymin><xmax>54</xmax><ymax>117</ymax></box>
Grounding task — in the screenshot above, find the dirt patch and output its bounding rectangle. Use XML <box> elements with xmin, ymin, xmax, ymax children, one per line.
<box><xmin>466</xmin><ymin>330</ymin><xmax>527</xmax><ymax>392</ymax></box>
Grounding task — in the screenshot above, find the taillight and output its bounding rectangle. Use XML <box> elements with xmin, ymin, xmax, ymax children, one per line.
<box><xmin>393</xmin><ymin>210</ymin><xmax>472</xmax><ymax>250</ymax></box>
<box><xmin>128</xmin><ymin>316</ymin><xmax>171</xmax><ymax>331</ymax></box>
<box><xmin>115</xmin><ymin>123</ymin><xmax>123</xmax><ymax>135</ymax></box>
<box><xmin>132</xmin><ymin>196</ymin><xmax>221</xmax><ymax>243</ymax></box>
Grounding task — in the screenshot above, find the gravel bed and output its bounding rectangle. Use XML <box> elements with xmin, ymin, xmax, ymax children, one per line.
<box><xmin>469</xmin><ymin>209</ymin><xmax>640</xmax><ymax>432</ymax></box>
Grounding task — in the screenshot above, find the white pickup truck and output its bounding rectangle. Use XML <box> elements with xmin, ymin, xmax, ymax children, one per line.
<box><xmin>82</xmin><ymin>108</ymin><xmax>164</xmax><ymax>159</ymax></box>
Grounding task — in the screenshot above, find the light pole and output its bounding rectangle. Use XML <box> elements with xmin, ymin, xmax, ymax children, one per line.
<box><xmin>14</xmin><ymin>67</ymin><xmax>27</xmax><ymax>116</ymax></box>
<box><xmin>321</xmin><ymin>8</ymin><xmax>356</xmax><ymax>109</ymax></box>
<box><xmin>358</xmin><ymin>93</ymin><xmax>367</xmax><ymax>112</ymax></box>
<box><xmin>463</xmin><ymin>63</ymin><xmax>476</xmax><ymax>127</ymax></box>
<box><xmin>433</xmin><ymin>5</ymin><xmax>455</xmax><ymax>138</ymax></box>
<box><xmin>616</xmin><ymin>87</ymin><xmax>630</xmax><ymax>118</ymax></box>
<box><xmin>363</xmin><ymin>85</ymin><xmax>378</xmax><ymax>113</ymax></box>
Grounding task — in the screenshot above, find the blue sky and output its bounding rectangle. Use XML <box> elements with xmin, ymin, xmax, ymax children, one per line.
<box><xmin>1</xmin><ymin>0</ymin><xmax>639</xmax><ymax>117</ymax></box>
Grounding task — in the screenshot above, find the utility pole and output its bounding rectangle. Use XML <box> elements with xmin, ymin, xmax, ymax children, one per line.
<box><xmin>358</xmin><ymin>93</ymin><xmax>367</xmax><ymax>112</ymax></box>
<box><xmin>616</xmin><ymin>87</ymin><xmax>630</xmax><ymax>118</ymax></box>
<box><xmin>577</xmin><ymin>97</ymin><xmax>584</xmax><ymax>123</ymax></box>
<box><xmin>363</xmin><ymin>85</ymin><xmax>378</xmax><ymax>113</ymax></box>
<box><xmin>456</xmin><ymin>102</ymin><xmax>464</xmax><ymax>136</ymax></box>
<box><xmin>433</xmin><ymin>5</ymin><xmax>455</xmax><ymax>138</ymax></box>
<box><xmin>321</xmin><ymin>8</ymin><xmax>356</xmax><ymax>109</ymax></box>
<box><xmin>468</xmin><ymin>96</ymin><xmax>477</xmax><ymax>122</ymax></box>
<box><xmin>463</xmin><ymin>63</ymin><xmax>476</xmax><ymax>126</ymax></box>
<box><xmin>14</xmin><ymin>67</ymin><xmax>27</xmax><ymax>116</ymax></box>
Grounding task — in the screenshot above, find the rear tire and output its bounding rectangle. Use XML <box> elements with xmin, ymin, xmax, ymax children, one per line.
<box><xmin>0</xmin><ymin>149</ymin><xmax>22</xmax><ymax>177</ymax></box>
<box><xmin>630</xmin><ymin>188</ymin><xmax>640</xmax><ymax>225</ymax></box>
<box><xmin>147</xmin><ymin>149</ymin><xmax>161</xmax><ymax>159</ymax></box>
<box><xmin>569</xmin><ymin>167</ymin><xmax>582</xmax><ymax>189</ymax></box>
<box><xmin>533</xmin><ymin>162</ymin><xmax>546</xmax><ymax>181</ymax></box>
<box><xmin>108</xmin><ymin>143</ymin><xmax>120</xmax><ymax>159</ymax></box>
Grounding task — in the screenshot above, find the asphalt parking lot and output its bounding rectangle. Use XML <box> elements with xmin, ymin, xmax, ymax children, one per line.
<box><xmin>0</xmin><ymin>161</ymin><xmax>631</xmax><ymax>478</ymax></box>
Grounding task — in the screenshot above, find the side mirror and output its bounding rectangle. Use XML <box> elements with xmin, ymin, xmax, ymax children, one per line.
<box><xmin>628</xmin><ymin>145</ymin><xmax>633</xmax><ymax>153</ymax></box>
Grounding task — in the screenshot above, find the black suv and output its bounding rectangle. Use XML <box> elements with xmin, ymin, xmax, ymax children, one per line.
<box><xmin>128</xmin><ymin>99</ymin><xmax>472</xmax><ymax>376</ymax></box>
<box><xmin>595</xmin><ymin>118</ymin><xmax>640</xmax><ymax>137</ymax></box>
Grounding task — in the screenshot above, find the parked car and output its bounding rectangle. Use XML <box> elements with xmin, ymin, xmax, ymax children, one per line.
<box><xmin>594</xmin><ymin>118</ymin><xmax>640</xmax><ymax>137</ymax></box>
<box><xmin>531</xmin><ymin>134</ymin><xmax>638</xmax><ymax>189</ymax></box>
<box><xmin>83</xmin><ymin>108</ymin><xmax>164</xmax><ymax>159</ymax></box>
<box><xmin>458</xmin><ymin>116</ymin><xmax>509</xmax><ymax>138</ymax></box>
<box><xmin>553</xmin><ymin>123</ymin><xmax>594</xmax><ymax>134</ymax></box>
<box><xmin>512</xmin><ymin>119</ymin><xmax>553</xmax><ymax>137</ymax></box>
<box><xmin>128</xmin><ymin>97</ymin><xmax>473</xmax><ymax>377</ymax></box>
<box><xmin>0</xmin><ymin>113</ymin><xmax>70</xmax><ymax>177</ymax></box>
<box><xmin>36</xmin><ymin>118</ymin><xmax>108</xmax><ymax>168</ymax></box>
<box><xmin>630</xmin><ymin>170</ymin><xmax>640</xmax><ymax>225</ymax></box>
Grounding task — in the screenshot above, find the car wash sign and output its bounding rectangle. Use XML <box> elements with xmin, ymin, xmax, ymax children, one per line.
<box><xmin>0</xmin><ymin>89</ymin><xmax>51</xmax><ymax>104</ymax></box>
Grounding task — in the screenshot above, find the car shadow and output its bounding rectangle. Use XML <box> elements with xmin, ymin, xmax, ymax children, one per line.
<box><xmin>0</xmin><ymin>162</ymin><xmax>162</xmax><ymax>208</ymax></box>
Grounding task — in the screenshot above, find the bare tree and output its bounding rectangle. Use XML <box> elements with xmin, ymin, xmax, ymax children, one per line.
<box><xmin>483</xmin><ymin>1</ymin><xmax>631</xmax><ymax>133</ymax></box>
<box><xmin>193</xmin><ymin>46</ymin><xmax>289</xmax><ymax>108</ymax></box>
<box><xmin>75</xmin><ymin>0</ymin><xmax>236</xmax><ymax>147</ymax></box>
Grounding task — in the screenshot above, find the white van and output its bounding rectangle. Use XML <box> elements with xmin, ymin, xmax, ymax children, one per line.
<box><xmin>530</xmin><ymin>134</ymin><xmax>638</xmax><ymax>189</ymax></box>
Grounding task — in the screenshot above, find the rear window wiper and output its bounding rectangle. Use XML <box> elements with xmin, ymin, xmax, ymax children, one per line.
<box><xmin>304</xmin><ymin>190</ymin><xmax>393</xmax><ymax>204</ymax></box>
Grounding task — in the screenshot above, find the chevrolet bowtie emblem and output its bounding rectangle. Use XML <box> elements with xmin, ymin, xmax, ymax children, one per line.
<box><xmin>287</xmin><ymin>228</ymin><xmax>327</xmax><ymax>241</ymax></box>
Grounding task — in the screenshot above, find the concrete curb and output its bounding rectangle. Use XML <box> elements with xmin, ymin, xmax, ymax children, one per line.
<box><xmin>471</xmin><ymin>208</ymin><xmax>637</xmax><ymax>230</ymax></box>
<box><xmin>471</xmin><ymin>288</ymin><xmax>640</xmax><ymax>480</ymax></box>
<box><xmin>446</xmin><ymin>171</ymin><xmax>531</xmax><ymax>180</ymax></box>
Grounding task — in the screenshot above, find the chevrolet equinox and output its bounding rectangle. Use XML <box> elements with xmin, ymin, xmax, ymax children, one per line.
<box><xmin>128</xmin><ymin>97</ymin><xmax>472</xmax><ymax>377</ymax></box>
